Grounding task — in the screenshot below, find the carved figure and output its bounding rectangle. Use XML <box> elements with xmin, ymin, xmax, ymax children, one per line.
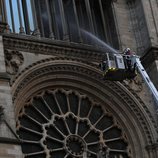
<box><xmin>5</xmin><ymin>50</ymin><xmax>24</xmax><ymax>75</ymax></box>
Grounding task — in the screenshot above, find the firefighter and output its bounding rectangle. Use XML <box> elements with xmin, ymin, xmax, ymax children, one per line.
<box><xmin>123</xmin><ymin>48</ymin><xmax>131</xmax><ymax>55</ymax></box>
<box><xmin>123</xmin><ymin>48</ymin><xmax>133</xmax><ymax>71</ymax></box>
<box><xmin>123</xmin><ymin>48</ymin><xmax>137</xmax><ymax>79</ymax></box>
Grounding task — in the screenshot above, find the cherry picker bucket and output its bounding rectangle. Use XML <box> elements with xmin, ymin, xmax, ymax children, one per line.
<box><xmin>100</xmin><ymin>53</ymin><xmax>137</xmax><ymax>81</ymax></box>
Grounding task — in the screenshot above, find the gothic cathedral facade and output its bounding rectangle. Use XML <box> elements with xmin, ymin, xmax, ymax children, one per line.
<box><xmin>0</xmin><ymin>0</ymin><xmax>158</xmax><ymax>158</ymax></box>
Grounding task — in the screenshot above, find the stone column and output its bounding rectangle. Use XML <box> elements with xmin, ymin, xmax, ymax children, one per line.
<box><xmin>146</xmin><ymin>143</ymin><xmax>158</xmax><ymax>158</ymax></box>
<box><xmin>0</xmin><ymin>35</ymin><xmax>23</xmax><ymax>157</ymax></box>
<box><xmin>140</xmin><ymin>0</ymin><xmax>158</xmax><ymax>47</ymax></box>
<box><xmin>111</xmin><ymin>0</ymin><xmax>137</xmax><ymax>52</ymax></box>
<box><xmin>0</xmin><ymin>0</ymin><xmax>2</xmax><ymax>21</ymax></box>
<box><xmin>140</xmin><ymin>0</ymin><xmax>158</xmax><ymax>90</ymax></box>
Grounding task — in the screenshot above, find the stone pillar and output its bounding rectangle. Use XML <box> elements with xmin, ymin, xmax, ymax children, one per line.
<box><xmin>0</xmin><ymin>35</ymin><xmax>23</xmax><ymax>157</ymax></box>
<box><xmin>112</xmin><ymin>0</ymin><xmax>137</xmax><ymax>52</ymax></box>
<box><xmin>140</xmin><ymin>0</ymin><xmax>158</xmax><ymax>47</ymax></box>
<box><xmin>140</xmin><ymin>0</ymin><xmax>158</xmax><ymax>90</ymax></box>
<box><xmin>146</xmin><ymin>143</ymin><xmax>158</xmax><ymax>158</ymax></box>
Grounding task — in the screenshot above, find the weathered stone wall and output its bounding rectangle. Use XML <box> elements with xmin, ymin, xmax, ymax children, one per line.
<box><xmin>0</xmin><ymin>0</ymin><xmax>158</xmax><ymax>157</ymax></box>
<box><xmin>0</xmin><ymin>36</ymin><xmax>23</xmax><ymax>158</ymax></box>
<box><xmin>0</xmin><ymin>144</ymin><xmax>22</xmax><ymax>158</ymax></box>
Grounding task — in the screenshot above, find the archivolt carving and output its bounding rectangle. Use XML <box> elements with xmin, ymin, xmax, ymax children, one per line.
<box><xmin>12</xmin><ymin>57</ymin><xmax>157</xmax><ymax>152</ymax></box>
<box><xmin>4</xmin><ymin>49</ymin><xmax>24</xmax><ymax>75</ymax></box>
<box><xmin>3</xmin><ymin>36</ymin><xmax>104</xmax><ymax>62</ymax></box>
<box><xmin>11</xmin><ymin>56</ymin><xmax>98</xmax><ymax>86</ymax></box>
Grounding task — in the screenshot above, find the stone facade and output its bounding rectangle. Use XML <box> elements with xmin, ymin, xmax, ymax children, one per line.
<box><xmin>0</xmin><ymin>0</ymin><xmax>158</xmax><ymax>158</ymax></box>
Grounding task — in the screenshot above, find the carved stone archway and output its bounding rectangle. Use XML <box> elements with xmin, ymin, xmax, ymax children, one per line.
<box><xmin>12</xmin><ymin>57</ymin><xmax>158</xmax><ymax>158</ymax></box>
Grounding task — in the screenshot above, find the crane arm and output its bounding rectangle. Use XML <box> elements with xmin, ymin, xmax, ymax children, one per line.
<box><xmin>100</xmin><ymin>53</ymin><xmax>158</xmax><ymax>107</ymax></box>
<box><xmin>136</xmin><ymin>57</ymin><xmax>158</xmax><ymax>107</ymax></box>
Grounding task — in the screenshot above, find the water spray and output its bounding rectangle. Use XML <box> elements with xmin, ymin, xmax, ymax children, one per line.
<box><xmin>80</xmin><ymin>29</ymin><xmax>119</xmax><ymax>54</ymax></box>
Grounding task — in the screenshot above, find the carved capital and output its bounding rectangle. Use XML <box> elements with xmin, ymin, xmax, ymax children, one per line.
<box><xmin>5</xmin><ymin>49</ymin><xmax>24</xmax><ymax>75</ymax></box>
<box><xmin>0</xmin><ymin>22</ymin><xmax>11</xmax><ymax>34</ymax></box>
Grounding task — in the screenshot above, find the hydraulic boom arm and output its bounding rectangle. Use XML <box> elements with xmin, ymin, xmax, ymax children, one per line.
<box><xmin>100</xmin><ymin>52</ymin><xmax>158</xmax><ymax>107</ymax></box>
<box><xmin>136</xmin><ymin>57</ymin><xmax>158</xmax><ymax>107</ymax></box>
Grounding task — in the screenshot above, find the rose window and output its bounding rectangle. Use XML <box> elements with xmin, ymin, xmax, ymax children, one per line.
<box><xmin>16</xmin><ymin>89</ymin><xmax>130</xmax><ymax>158</ymax></box>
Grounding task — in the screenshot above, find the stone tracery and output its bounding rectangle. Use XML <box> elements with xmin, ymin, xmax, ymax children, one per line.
<box><xmin>17</xmin><ymin>89</ymin><xmax>130</xmax><ymax>158</ymax></box>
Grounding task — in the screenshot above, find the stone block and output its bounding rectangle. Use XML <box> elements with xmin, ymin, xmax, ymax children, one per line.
<box><xmin>0</xmin><ymin>143</ymin><xmax>23</xmax><ymax>158</ymax></box>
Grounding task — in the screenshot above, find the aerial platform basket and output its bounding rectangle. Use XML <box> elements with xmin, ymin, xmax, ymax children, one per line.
<box><xmin>100</xmin><ymin>53</ymin><xmax>137</xmax><ymax>81</ymax></box>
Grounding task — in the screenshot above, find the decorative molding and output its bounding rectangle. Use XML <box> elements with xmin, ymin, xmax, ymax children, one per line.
<box><xmin>0</xmin><ymin>72</ymin><xmax>10</xmax><ymax>81</ymax></box>
<box><xmin>11</xmin><ymin>57</ymin><xmax>157</xmax><ymax>145</ymax></box>
<box><xmin>2</xmin><ymin>35</ymin><xmax>106</xmax><ymax>62</ymax></box>
<box><xmin>0</xmin><ymin>137</ymin><xmax>21</xmax><ymax>144</ymax></box>
<box><xmin>4</xmin><ymin>49</ymin><xmax>24</xmax><ymax>75</ymax></box>
<box><xmin>10</xmin><ymin>56</ymin><xmax>99</xmax><ymax>86</ymax></box>
<box><xmin>110</xmin><ymin>81</ymin><xmax>157</xmax><ymax>144</ymax></box>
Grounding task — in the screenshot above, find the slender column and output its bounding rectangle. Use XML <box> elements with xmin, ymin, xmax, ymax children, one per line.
<box><xmin>45</xmin><ymin>0</ymin><xmax>54</xmax><ymax>39</ymax></box>
<box><xmin>2</xmin><ymin>0</ymin><xmax>8</xmax><ymax>23</ymax></box>
<box><xmin>2</xmin><ymin>0</ymin><xmax>7</xmax><ymax>22</ymax></box>
<box><xmin>0</xmin><ymin>0</ymin><xmax>3</xmax><ymax>21</ymax></box>
<box><xmin>149</xmin><ymin>150</ymin><xmax>153</xmax><ymax>158</ymax></box>
<box><xmin>37</xmin><ymin>1</ymin><xmax>45</xmax><ymax>37</ymax></box>
<box><xmin>84</xmin><ymin>0</ymin><xmax>95</xmax><ymax>34</ymax></box>
<box><xmin>8</xmin><ymin>0</ymin><xmax>15</xmax><ymax>33</ymax></box>
<box><xmin>98</xmin><ymin>0</ymin><xmax>109</xmax><ymax>43</ymax></box>
<box><xmin>119</xmin><ymin>154</ymin><xmax>123</xmax><ymax>158</ymax></box>
<box><xmin>17</xmin><ymin>0</ymin><xmax>25</xmax><ymax>34</ymax></box>
<box><xmin>146</xmin><ymin>145</ymin><xmax>154</xmax><ymax>158</ymax></box>
<box><xmin>72</xmin><ymin>0</ymin><xmax>82</xmax><ymax>42</ymax></box>
<box><xmin>51</xmin><ymin>0</ymin><xmax>60</xmax><ymax>39</ymax></box>
<box><xmin>31</xmin><ymin>0</ymin><xmax>40</xmax><ymax>37</ymax></box>
<box><xmin>156</xmin><ymin>147</ymin><xmax>158</xmax><ymax>158</ymax></box>
<box><xmin>58</xmin><ymin>0</ymin><xmax>69</xmax><ymax>41</ymax></box>
<box><xmin>21</xmin><ymin>0</ymin><xmax>30</xmax><ymax>34</ymax></box>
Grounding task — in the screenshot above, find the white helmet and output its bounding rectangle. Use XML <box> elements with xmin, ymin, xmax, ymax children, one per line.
<box><xmin>123</xmin><ymin>48</ymin><xmax>130</xmax><ymax>54</ymax></box>
<box><xmin>126</xmin><ymin>48</ymin><xmax>130</xmax><ymax>51</ymax></box>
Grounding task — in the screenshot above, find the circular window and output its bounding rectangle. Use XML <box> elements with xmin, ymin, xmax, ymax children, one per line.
<box><xmin>16</xmin><ymin>89</ymin><xmax>130</xmax><ymax>158</ymax></box>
